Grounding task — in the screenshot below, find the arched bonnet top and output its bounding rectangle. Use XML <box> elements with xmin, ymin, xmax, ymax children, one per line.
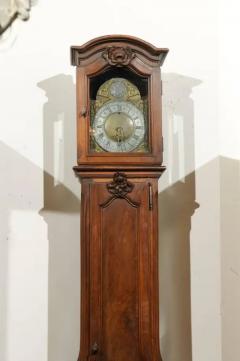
<box><xmin>71</xmin><ymin>34</ymin><xmax>168</xmax><ymax>68</ymax></box>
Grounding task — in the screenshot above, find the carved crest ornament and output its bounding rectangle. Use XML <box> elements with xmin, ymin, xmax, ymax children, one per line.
<box><xmin>102</xmin><ymin>46</ymin><xmax>135</xmax><ymax>66</ymax></box>
<box><xmin>107</xmin><ymin>172</ymin><xmax>134</xmax><ymax>197</ymax></box>
<box><xmin>100</xmin><ymin>172</ymin><xmax>138</xmax><ymax>208</ymax></box>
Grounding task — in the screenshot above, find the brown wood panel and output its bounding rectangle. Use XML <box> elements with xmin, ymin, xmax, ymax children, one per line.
<box><xmin>101</xmin><ymin>198</ymin><xmax>139</xmax><ymax>361</ymax></box>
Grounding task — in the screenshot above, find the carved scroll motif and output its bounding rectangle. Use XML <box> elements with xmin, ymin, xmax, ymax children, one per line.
<box><xmin>102</xmin><ymin>46</ymin><xmax>135</xmax><ymax>66</ymax></box>
<box><xmin>101</xmin><ymin>172</ymin><xmax>138</xmax><ymax>208</ymax></box>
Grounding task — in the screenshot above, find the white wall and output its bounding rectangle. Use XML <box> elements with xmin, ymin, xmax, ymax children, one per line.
<box><xmin>0</xmin><ymin>0</ymin><xmax>225</xmax><ymax>360</ymax></box>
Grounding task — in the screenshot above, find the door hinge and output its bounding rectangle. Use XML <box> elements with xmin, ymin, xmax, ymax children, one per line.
<box><xmin>79</xmin><ymin>106</ymin><xmax>89</xmax><ymax>118</ymax></box>
<box><xmin>148</xmin><ymin>183</ymin><xmax>153</xmax><ymax>210</ymax></box>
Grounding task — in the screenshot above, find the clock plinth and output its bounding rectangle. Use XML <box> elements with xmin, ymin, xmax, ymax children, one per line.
<box><xmin>71</xmin><ymin>35</ymin><xmax>168</xmax><ymax>361</ymax></box>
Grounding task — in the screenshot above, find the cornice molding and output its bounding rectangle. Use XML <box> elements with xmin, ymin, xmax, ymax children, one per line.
<box><xmin>71</xmin><ymin>34</ymin><xmax>168</xmax><ymax>67</ymax></box>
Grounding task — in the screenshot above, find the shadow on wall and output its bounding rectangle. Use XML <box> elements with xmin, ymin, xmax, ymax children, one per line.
<box><xmin>220</xmin><ymin>156</ymin><xmax>240</xmax><ymax>361</ymax></box>
<box><xmin>0</xmin><ymin>142</ymin><xmax>45</xmax><ymax>361</ymax></box>
<box><xmin>38</xmin><ymin>74</ymin><xmax>80</xmax><ymax>361</ymax></box>
<box><xmin>1</xmin><ymin>72</ymin><xmax>236</xmax><ymax>361</ymax></box>
<box><xmin>0</xmin><ymin>74</ymin><xmax>80</xmax><ymax>361</ymax></box>
<box><xmin>0</xmin><ymin>137</ymin><xmax>79</xmax><ymax>361</ymax></box>
<box><xmin>159</xmin><ymin>73</ymin><xmax>201</xmax><ymax>361</ymax></box>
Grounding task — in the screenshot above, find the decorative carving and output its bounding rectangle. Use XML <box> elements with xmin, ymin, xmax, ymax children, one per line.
<box><xmin>102</xmin><ymin>46</ymin><xmax>135</xmax><ymax>66</ymax></box>
<box><xmin>100</xmin><ymin>172</ymin><xmax>138</xmax><ymax>208</ymax></box>
<box><xmin>71</xmin><ymin>35</ymin><xmax>169</xmax><ymax>67</ymax></box>
<box><xmin>107</xmin><ymin>172</ymin><xmax>134</xmax><ymax>197</ymax></box>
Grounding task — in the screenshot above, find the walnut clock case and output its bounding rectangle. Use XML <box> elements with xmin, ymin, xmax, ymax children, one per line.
<box><xmin>71</xmin><ymin>35</ymin><xmax>168</xmax><ymax>361</ymax></box>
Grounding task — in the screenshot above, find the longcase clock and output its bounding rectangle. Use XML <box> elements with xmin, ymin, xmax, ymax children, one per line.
<box><xmin>71</xmin><ymin>35</ymin><xmax>168</xmax><ymax>361</ymax></box>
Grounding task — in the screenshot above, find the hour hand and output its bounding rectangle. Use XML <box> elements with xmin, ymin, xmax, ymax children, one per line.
<box><xmin>115</xmin><ymin>127</ymin><xmax>124</xmax><ymax>143</ymax></box>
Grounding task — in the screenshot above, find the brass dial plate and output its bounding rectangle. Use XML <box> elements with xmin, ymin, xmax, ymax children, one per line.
<box><xmin>90</xmin><ymin>77</ymin><xmax>149</xmax><ymax>153</ymax></box>
<box><xmin>93</xmin><ymin>101</ymin><xmax>145</xmax><ymax>152</ymax></box>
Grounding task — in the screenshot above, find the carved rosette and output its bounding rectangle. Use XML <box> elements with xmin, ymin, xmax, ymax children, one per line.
<box><xmin>102</xmin><ymin>46</ymin><xmax>135</xmax><ymax>66</ymax></box>
<box><xmin>107</xmin><ymin>172</ymin><xmax>134</xmax><ymax>197</ymax></box>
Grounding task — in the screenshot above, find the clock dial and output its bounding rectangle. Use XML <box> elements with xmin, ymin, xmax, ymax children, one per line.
<box><xmin>93</xmin><ymin>101</ymin><xmax>145</xmax><ymax>152</ymax></box>
<box><xmin>90</xmin><ymin>77</ymin><xmax>149</xmax><ymax>153</ymax></box>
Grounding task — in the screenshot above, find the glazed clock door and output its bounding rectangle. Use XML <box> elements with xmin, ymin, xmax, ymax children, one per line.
<box><xmin>81</xmin><ymin>174</ymin><xmax>160</xmax><ymax>361</ymax></box>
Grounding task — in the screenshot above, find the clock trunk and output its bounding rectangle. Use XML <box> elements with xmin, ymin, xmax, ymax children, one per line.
<box><xmin>79</xmin><ymin>175</ymin><xmax>162</xmax><ymax>361</ymax></box>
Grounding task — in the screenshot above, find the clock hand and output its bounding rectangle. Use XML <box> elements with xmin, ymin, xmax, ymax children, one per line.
<box><xmin>115</xmin><ymin>127</ymin><xmax>124</xmax><ymax>143</ymax></box>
